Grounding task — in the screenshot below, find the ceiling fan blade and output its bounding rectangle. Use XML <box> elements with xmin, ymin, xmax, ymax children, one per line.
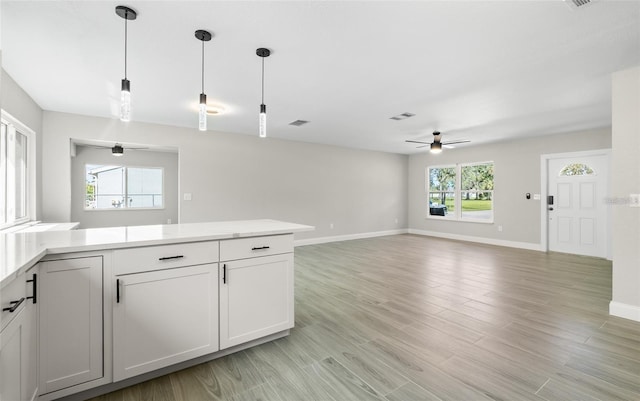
<box><xmin>405</xmin><ymin>140</ymin><xmax>430</xmax><ymax>144</ymax></box>
<box><xmin>416</xmin><ymin>145</ymin><xmax>429</xmax><ymax>148</ymax></box>
<box><xmin>442</xmin><ymin>140</ymin><xmax>470</xmax><ymax>145</ymax></box>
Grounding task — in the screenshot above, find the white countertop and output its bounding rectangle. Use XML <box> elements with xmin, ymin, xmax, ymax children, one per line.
<box><xmin>0</xmin><ymin>219</ymin><xmax>313</xmax><ymax>287</ymax></box>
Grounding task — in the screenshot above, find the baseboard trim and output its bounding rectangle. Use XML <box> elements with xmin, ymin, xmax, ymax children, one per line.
<box><xmin>609</xmin><ymin>301</ymin><xmax>640</xmax><ymax>322</ymax></box>
<box><xmin>294</xmin><ymin>229</ymin><xmax>409</xmax><ymax>247</ymax></box>
<box><xmin>407</xmin><ymin>229</ymin><xmax>544</xmax><ymax>251</ymax></box>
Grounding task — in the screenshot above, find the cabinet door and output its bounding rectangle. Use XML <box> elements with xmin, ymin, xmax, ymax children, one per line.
<box><xmin>220</xmin><ymin>253</ymin><xmax>294</xmax><ymax>350</ymax></box>
<box><xmin>0</xmin><ymin>308</ymin><xmax>26</xmax><ymax>401</ymax></box>
<box><xmin>39</xmin><ymin>257</ymin><xmax>103</xmax><ymax>394</ymax></box>
<box><xmin>113</xmin><ymin>263</ymin><xmax>219</xmax><ymax>381</ymax></box>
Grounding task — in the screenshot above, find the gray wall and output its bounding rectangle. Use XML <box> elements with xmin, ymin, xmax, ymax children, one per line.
<box><xmin>42</xmin><ymin>111</ymin><xmax>408</xmax><ymax>240</ymax></box>
<box><xmin>611</xmin><ymin>66</ymin><xmax>640</xmax><ymax>321</ymax></box>
<box><xmin>1</xmin><ymin>69</ymin><xmax>43</xmax><ymax>220</ymax></box>
<box><xmin>70</xmin><ymin>145</ymin><xmax>179</xmax><ymax>228</ymax></box>
<box><xmin>408</xmin><ymin>128</ymin><xmax>612</xmax><ymax>246</ymax></box>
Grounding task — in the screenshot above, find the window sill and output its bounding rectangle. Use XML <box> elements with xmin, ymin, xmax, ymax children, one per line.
<box><xmin>426</xmin><ymin>216</ymin><xmax>494</xmax><ymax>224</ymax></box>
<box><xmin>83</xmin><ymin>207</ymin><xmax>166</xmax><ymax>212</ymax></box>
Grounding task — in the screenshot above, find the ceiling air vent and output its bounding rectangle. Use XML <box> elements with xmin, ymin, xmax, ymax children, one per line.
<box><xmin>565</xmin><ymin>0</ymin><xmax>596</xmax><ymax>9</ymax></box>
<box><xmin>289</xmin><ymin>120</ymin><xmax>310</xmax><ymax>127</ymax></box>
<box><xmin>390</xmin><ymin>112</ymin><xmax>415</xmax><ymax>121</ymax></box>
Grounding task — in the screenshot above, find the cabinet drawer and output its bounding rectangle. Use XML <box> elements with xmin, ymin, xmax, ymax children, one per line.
<box><xmin>113</xmin><ymin>241</ymin><xmax>219</xmax><ymax>275</ymax></box>
<box><xmin>220</xmin><ymin>234</ymin><xmax>293</xmax><ymax>262</ymax></box>
<box><xmin>1</xmin><ymin>273</ymin><xmax>28</xmax><ymax>331</ymax></box>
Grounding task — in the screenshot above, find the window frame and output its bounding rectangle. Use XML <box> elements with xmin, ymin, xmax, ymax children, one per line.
<box><xmin>1</xmin><ymin>111</ymin><xmax>36</xmax><ymax>230</ymax></box>
<box><xmin>84</xmin><ymin>164</ymin><xmax>165</xmax><ymax>211</ymax></box>
<box><xmin>426</xmin><ymin>161</ymin><xmax>495</xmax><ymax>224</ymax></box>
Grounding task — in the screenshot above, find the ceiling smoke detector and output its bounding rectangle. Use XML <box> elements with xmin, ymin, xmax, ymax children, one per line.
<box><xmin>564</xmin><ymin>0</ymin><xmax>597</xmax><ymax>9</ymax></box>
<box><xmin>289</xmin><ymin>120</ymin><xmax>310</xmax><ymax>127</ymax></box>
<box><xmin>390</xmin><ymin>112</ymin><xmax>415</xmax><ymax>121</ymax></box>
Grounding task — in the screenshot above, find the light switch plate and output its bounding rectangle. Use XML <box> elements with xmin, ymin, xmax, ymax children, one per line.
<box><xmin>533</xmin><ymin>194</ymin><xmax>541</xmax><ymax>200</ymax></box>
<box><xmin>183</xmin><ymin>193</ymin><xmax>192</xmax><ymax>201</ymax></box>
<box><xmin>630</xmin><ymin>194</ymin><xmax>640</xmax><ymax>207</ymax></box>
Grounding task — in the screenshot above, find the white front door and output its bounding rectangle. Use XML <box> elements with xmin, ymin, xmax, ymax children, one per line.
<box><xmin>547</xmin><ymin>154</ymin><xmax>608</xmax><ymax>258</ymax></box>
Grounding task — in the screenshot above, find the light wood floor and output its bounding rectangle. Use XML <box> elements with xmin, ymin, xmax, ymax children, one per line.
<box><xmin>91</xmin><ymin>234</ymin><xmax>640</xmax><ymax>401</ymax></box>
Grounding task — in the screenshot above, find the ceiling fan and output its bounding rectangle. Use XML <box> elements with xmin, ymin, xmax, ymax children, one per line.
<box><xmin>79</xmin><ymin>143</ymin><xmax>148</xmax><ymax>157</ymax></box>
<box><xmin>405</xmin><ymin>131</ymin><xmax>470</xmax><ymax>153</ymax></box>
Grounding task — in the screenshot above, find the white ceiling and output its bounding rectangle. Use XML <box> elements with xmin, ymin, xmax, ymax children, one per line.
<box><xmin>2</xmin><ymin>1</ymin><xmax>639</xmax><ymax>154</ymax></box>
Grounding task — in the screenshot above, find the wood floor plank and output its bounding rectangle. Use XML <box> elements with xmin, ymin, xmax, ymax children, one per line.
<box><xmin>384</xmin><ymin>382</ymin><xmax>442</xmax><ymax>401</ymax></box>
<box><xmin>305</xmin><ymin>357</ymin><xmax>385</xmax><ymax>401</ymax></box>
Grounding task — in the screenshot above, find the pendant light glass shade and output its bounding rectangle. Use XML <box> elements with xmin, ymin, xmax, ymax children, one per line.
<box><xmin>116</xmin><ymin>6</ymin><xmax>136</xmax><ymax>122</ymax></box>
<box><xmin>120</xmin><ymin>78</ymin><xmax>131</xmax><ymax>122</ymax></box>
<box><xmin>199</xmin><ymin>93</ymin><xmax>207</xmax><ymax>131</ymax></box>
<box><xmin>195</xmin><ymin>30</ymin><xmax>212</xmax><ymax>131</ymax></box>
<box><xmin>430</xmin><ymin>141</ymin><xmax>442</xmax><ymax>154</ymax></box>
<box><xmin>256</xmin><ymin>48</ymin><xmax>271</xmax><ymax>138</ymax></box>
<box><xmin>259</xmin><ymin>104</ymin><xmax>267</xmax><ymax>138</ymax></box>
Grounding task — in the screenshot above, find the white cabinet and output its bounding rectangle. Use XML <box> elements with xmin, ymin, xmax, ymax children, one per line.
<box><xmin>39</xmin><ymin>256</ymin><xmax>103</xmax><ymax>395</ymax></box>
<box><xmin>0</xmin><ymin>265</ymin><xmax>37</xmax><ymax>401</ymax></box>
<box><xmin>219</xmin><ymin>235</ymin><xmax>294</xmax><ymax>350</ymax></box>
<box><xmin>112</xmin><ymin>243</ymin><xmax>219</xmax><ymax>382</ymax></box>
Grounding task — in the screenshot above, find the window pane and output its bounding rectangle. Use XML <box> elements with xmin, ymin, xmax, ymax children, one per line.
<box><xmin>429</xmin><ymin>192</ymin><xmax>455</xmax><ymax>216</ymax></box>
<box><xmin>429</xmin><ymin>167</ymin><xmax>456</xmax><ymax>192</ymax></box>
<box><xmin>86</xmin><ymin>165</ymin><xmax>126</xmax><ymax>208</ymax></box>
<box><xmin>127</xmin><ymin>167</ymin><xmax>163</xmax><ymax>208</ymax></box>
<box><xmin>461</xmin><ymin>163</ymin><xmax>494</xmax><ymax>191</ymax></box>
<box><xmin>0</xmin><ymin>123</ymin><xmax>6</xmax><ymax>224</ymax></box>
<box><xmin>461</xmin><ymin>191</ymin><xmax>493</xmax><ymax>220</ymax></box>
<box><xmin>14</xmin><ymin>131</ymin><xmax>27</xmax><ymax>219</ymax></box>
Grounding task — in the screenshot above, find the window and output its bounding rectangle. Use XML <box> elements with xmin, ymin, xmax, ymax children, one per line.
<box><xmin>427</xmin><ymin>162</ymin><xmax>494</xmax><ymax>222</ymax></box>
<box><xmin>1</xmin><ymin>112</ymin><xmax>33</xmax><ymax>229</ymax></box>
<box><xmin>85</xmin><ymin>165</ymin><xmax>164</xmax><ymax>210</ymax></box>
<box><xmin>559</xmin><ymin>163</ymin><xmax>594</xmax><ymax>176</ymax></box>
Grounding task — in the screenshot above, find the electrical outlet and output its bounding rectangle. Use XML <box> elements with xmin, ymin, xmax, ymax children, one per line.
<box><xmin>183</xmin><ymin>193</ymin><xmax>192</xmax><ymax>201</ymax></box>
<box><xmin>630</xmin><ymin>194</ymin><xmax>640</xmax><ymax>207</ymax></box>
<box><xmin>330</xmin><ymin>223</ymin><xmax>334</xmax><ymax>229</ymax></box>
<box><xmin>498</xmin><ymin>225</ymin><xmax>503</xmax><ymax>232</ymax></box>
<box><xmin>167</xmin><ymin>218</ymin><xmax>172</xmax><ymax>224</ymax></box>
<box><xmin>395</xmin><ymin>218</ymin><xmax>398</xmax><ymax>224</ymax></box>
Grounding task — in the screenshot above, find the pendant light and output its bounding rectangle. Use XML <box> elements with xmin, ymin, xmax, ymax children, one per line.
<box><xmin>115</xmin><ymin>6</ymin><xmax>137</xmax><ymax>122</ymax></box>
<box><xmin>195</xmin><ymin>30</ymin><xmax>212</xmax><ymax>131</ymax></box>
<box><xmin>256</xmin><ymin>48</ymin><xmax>271</xmax><ymax>138</ymax></box>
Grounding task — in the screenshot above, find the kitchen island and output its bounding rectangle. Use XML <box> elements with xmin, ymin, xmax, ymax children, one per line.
<box><xmin>0</xmin><ymin>219</ymin><xmax>313</xmax><ymax>401</ymax></box>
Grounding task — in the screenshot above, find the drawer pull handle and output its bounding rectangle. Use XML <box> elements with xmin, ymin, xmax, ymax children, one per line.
<box><xmin>251</xmin><ymin>246</ymin><xmax>270</xmax><ymax>251</ymax></box>
<box><xmin>223</xmin><ymin>264</ymin><xmax>227</xmax><ymax>284</ymax></box>
<box><xmin>116</xmin><ymin>279</ymin><xmax>121</xmax><ymax>303</ymax></box>
<box><xmin>3</xmin><ymin>297</ymin><xmax>26</xmax><ymax>313</ymax></box>
<box><xmin>27</xmin><ymin>273</ymin><xmax>37</xmax><ymax>304</ymax></box>
<box><xmin>159</xmin><ymin>255</ymin><xmax>184</xmax><ymax>261</ymax></box>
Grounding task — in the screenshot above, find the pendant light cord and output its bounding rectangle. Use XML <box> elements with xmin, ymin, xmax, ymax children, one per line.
<box><xmin>124</xmin><ymin>12</ymin><xmax>128</xmax><ymax>79</ymax></box>
<box><xmin>201</xmin><ymin>40</ymin><xmax>205</xmax><ymax>93</ymax></box>
<box><xmin>261</xmin><ymin>56</ymin><xmax>265</xmax><ymax>104</ymax></box>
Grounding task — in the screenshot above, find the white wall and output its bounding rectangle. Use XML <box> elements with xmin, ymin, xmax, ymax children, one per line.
<box><xmin>70</xmin><ymin>145</ymin><xmax>179</xmax><ymax>228</ymax></box>
<box><xmin>42</xmin><ymin>111</ymin><xmax>408</xmax><ymax>240</ymax></box>
<box><xmin>1</xmin><ymin>69</ymin><xmax>43</xmax><ymax>219</ymax></box>
<box><xmin>610</xmin><ymin>66</ymin><xmax>640</xmax><ymax>322</ymax></box>
<box><xmin>408</xmin><ymin>128</ymin><xmax>611</xmax><ymax>247</ymax></box>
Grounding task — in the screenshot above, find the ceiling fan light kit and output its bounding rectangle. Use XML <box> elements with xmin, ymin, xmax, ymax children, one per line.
<box><xmin>112</xmin><ymin>144</ymin><xmax>124</xmax><ymax>156</ymax></box>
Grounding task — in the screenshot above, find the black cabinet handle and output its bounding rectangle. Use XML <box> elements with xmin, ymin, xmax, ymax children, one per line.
<box><xmin>251</xmin><ymin>246</ymin><xmax>270</xmax><ymax>251</ymax></box>
<box><xmin>223</xmin><ymin>264</ymin><xmax>227</xmax><ymax>284</ymax></box>
<box><xmin>3</xmin><ymin>297</ymin><xmax>26</xmax><ymax>313</ymax></box>
<box><xmin>159</xmin><ymin>255</ymin><xmax>184</xmax><ymax>261</ymax></box>
<box><xmin>26</xmin><ymin>273</ymin><xmax>37</xmax><ymax>304</ymax></box>
<box><xmin>116</xmin><ymin>279</ymin><xmax>121</xmax><ymax>303</ymax></box>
